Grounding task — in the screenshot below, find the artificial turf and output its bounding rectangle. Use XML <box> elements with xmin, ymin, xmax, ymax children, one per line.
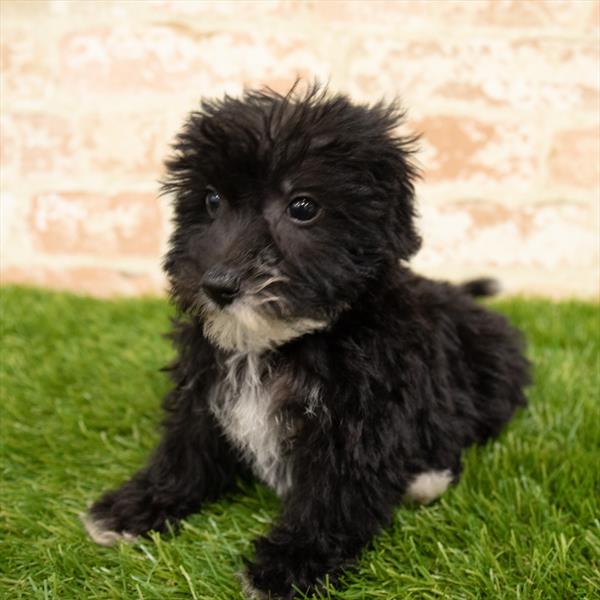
<box><xmin>0</xmin><ymin>285</ymin><xmax>598</xmax><ymax>599</ymax></box>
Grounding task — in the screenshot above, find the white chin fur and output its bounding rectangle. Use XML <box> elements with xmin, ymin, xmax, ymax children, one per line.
<box><xmin>405</xmin><ymin>469</ymin><xmax>453</xmax><ymax>504</ymax></box>
<box><xmin>203</xmin><ymin>302</ymin><xmax>327</xmax><ymax>352</ymax></box>
<box><xmin>80</xmin><ymin>512</ymin><xmax>136</xmax><ymax>546</ymax></box>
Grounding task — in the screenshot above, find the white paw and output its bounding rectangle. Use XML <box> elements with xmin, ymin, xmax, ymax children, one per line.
<box><xmin>80</xmin><ymin>512</ymin><xmax>136</xmax><ymax>546</ymax></box>
<box><xmin>405</xmin><ymin>469</ymin><xmax>453</xmax><ymax>504</ymax></box>
<box><xmin>236</xmin><ymin>571</ymin><xmax>270</xmax><ymax>600</ymax></box>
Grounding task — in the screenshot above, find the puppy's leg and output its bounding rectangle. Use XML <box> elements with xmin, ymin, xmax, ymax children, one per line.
<box><xmin>84</xmin><ymin>393</ymin><xmax>240</xmax><ymax>544</ymax></box>
<box><xmin>243</xmin><ymin>454</ymin><xmax>401</xmax><ymax>599</ymax></box>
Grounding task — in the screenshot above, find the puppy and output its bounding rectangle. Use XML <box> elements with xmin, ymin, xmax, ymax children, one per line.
<box><xmin>83</xmin><ymin>85</ymin><xmax>530</xmax><ymax>598</ymax></box>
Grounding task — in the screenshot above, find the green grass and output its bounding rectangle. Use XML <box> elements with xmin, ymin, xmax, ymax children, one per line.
<box><xmin>1</xmin><ymin>286</ymin><xmax>598</xmax><ymax>599</ymax></box>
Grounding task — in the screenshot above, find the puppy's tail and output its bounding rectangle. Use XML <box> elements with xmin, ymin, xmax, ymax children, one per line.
<box><xmin>460</xmin><ymin>277</ymin><xmax>501</xmax><ymax>298</ymax></box>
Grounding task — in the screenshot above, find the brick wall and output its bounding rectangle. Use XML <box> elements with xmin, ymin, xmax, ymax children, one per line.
<box><xmin>1</xmin><ymin>0</ymin><xmax>598</xmax><ymax>299</ymax></box>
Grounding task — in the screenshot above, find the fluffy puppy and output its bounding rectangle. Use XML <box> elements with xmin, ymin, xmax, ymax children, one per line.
<box><xmin>83</xmin><ymin>85</ymin><xmax>530</xmax><ymax>598</ymax></box>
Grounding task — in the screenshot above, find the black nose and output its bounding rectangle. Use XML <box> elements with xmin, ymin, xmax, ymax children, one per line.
<box><xmin>201</xmin><ymin>270</ymin><xmax>240</xmax><ymax>307</ymax></box>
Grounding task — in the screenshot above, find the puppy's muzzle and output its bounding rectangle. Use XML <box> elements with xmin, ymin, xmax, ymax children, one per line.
<box><xmin>202</xmin><ymin>268</ymin><xmax>241</xmax><ymax>308</ymax></box>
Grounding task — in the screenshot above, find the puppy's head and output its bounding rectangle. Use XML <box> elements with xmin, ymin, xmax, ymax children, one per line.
<box><xmin>163</xmin><ymin>85</ymin><xmax>420</xmax><ymax>352</ymax></box>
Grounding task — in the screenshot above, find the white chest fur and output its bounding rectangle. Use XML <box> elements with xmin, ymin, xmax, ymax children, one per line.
<box><xmin>208</xmin><ymin>352</ymin><xmax>292</xmax><ymax>496</ymax></box>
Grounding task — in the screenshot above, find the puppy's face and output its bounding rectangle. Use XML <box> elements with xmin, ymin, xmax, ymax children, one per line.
<box><xmin>163</xmin><ymin>87</ymin><xmax>420</xmax><ymax>352</ymax></box>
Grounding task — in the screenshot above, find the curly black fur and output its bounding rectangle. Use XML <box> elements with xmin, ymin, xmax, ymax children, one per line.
<box><xmin>85</xmin><ymin>84</ymin><xmax>530</xmax><ymax>599</ymax></box>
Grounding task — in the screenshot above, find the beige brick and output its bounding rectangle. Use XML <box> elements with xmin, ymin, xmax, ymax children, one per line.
<box><xmin>477</xmin><ymin>0</ymin><xmax>593</xmax><ymax>28</ymax></box>
<box><xmin>470</xmin><ymin>0</ymin><xmax>591</xmax><ymax>28</ymax></box>
<box><xmin>412</xmin><ymin>115</ymin><xmax>540</xmax><ymax>185</ymax></box>
<box><xmin>548</xmin><ymin>125</ymin><xmax>600</xmax><ymax>189</ymax></box>
<box><xmin>29</xmin><ymin>192</ymin><xmax>162</xmax><ymax>257</ymax></box>
<box><xmin>1</xmin><ymin>111</ymin><xmax>171</xmax><ymax>179</ymax></box>
<box><xmin>1</xmin><ymin>0</ymin><xmax>71</xmax><ymax>17</ymax></box>
<box><xmin>0</xmin><ymin>114</ymin><xmax>20</xmax><ymax>173</ymax></box>
<box><xmin>0</xmin><ymin>192</ymin><xmax>33</xmax><ymax>267</ymax></box>
<box><xmin>0</xmin><ymin>265</ymin><xmax>165</xmax><ymax>298</ymax></box>
<box><xmin>589</xmin><ymin>0</ymin><xmax>600</xmax><ymax>31</ymax></box>
<box><xmin>308</xmin><ymin>0</ymin><xmax>590</xmax><ymax>30</ymax></box>
<box><xmin>0</xmin><ymin>25</ymin><xmax>56</xmax><ymax>107</ymax></box>
<box><xmin>59</xmin><ymin>25</ymin><xmax>203</xmax><ymax>93</ymax></box>
<box><xmin>349</xmin><ymin>38</ymin><xmax>598</xmax><ymax>114</ymax></box>
<box><xmin>79</xmin><ymin>112</ymin><xmax>170</xmax><ymax>178</ymax></box>
<box><xmin>415</xmin><ymin>200</ymin><xmax>598</xmax><ymax>272</ymax></box>
<box><xmin>59</xmin><ymin>26</ymin><xmax>329</xmax><ymax>95</ymax></box>
<box><xmin>1</xmin><ymin>113</ymin><xmax>74</xmax><ymax>174</ymax></box>
<box><xmin>151</xmin><ymin>0</ymin><xmax>307</xmax><ymax>18</ymax></box>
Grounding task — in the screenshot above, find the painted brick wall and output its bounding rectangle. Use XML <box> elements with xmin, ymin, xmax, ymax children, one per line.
<box><xmin>1</xmin><ymin>0</ymin><xmax>598</xmax><ymax>298</ymax></box>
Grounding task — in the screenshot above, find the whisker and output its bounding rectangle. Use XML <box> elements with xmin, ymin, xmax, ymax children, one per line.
<box><xmin>255</xmin><ymin>295</ymin><xmax>282</xmax><ymax>307</ymax></box>
<box><xmin>249</xmin><ymin>275</ymin><xmax>289</xmax><ymax>294</ymax></box>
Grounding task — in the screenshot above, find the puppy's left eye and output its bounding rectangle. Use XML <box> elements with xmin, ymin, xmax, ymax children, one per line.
<box><xmin>287</xmin><ymin>196</ymin><xmax>320</xmax><ymax>224</ymax></box>
<box><xmin>205</xmin><ymin>188</ymin><xmax>221</xmax><ymax>219</ymax></box>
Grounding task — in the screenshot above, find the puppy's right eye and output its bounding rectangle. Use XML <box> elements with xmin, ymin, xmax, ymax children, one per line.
<box><xmin>205</xmin><ymin>188</ymin><xmax>221</xmax><ymax>219</ymax></box>
<box><xmin>287</xmin><ymin>195</ymin><xmax>321</xmax><ymax>224</ymax></box>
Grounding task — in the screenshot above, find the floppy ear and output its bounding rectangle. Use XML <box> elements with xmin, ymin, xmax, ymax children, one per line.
<box><xmin>374</xmin><ymin>133</ymin><xmax>422</xmax><ymax>262</ymax></box>
<box><xmin>388</xmin><ymin>144</ymin><xmax>422</xmax><ymax>261</ymax></box>
<box><xmin>364</xmin><ymin>102</ymin><xmax>422</xmax><ymax>261</ymax></box>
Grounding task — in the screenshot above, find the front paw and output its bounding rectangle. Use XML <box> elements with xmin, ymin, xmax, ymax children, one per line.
<box><xmin>243</xmin><ymin>560</ymin><xmax>298</xmax><ymax>600</ymax></box>
<box><xmin>80</xmin><ymin>510</ymin><xmax>137</xmax><ymax>546</ymax></box>
<box><xmin>83</xmin><ymin>475</ymin><xmax>172</xmax><ymax>545</ymax></box>
<box><xmin>242</xmin><ymin>536</ymin><xmax>335</xmax><ymax>599</ymax></box>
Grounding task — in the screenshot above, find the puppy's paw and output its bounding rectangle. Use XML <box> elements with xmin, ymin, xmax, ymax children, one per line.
<box><xmin>84</xmin><ymin>476</ymin><xmax>176</xmax><ymax>543</ymax></box>
<box><xmin>243</xmin><ymin>561</ymin><xmax>332</xmax><ymax>600</ymax></box>
<box><xmin>243</xmin><ymin>536</ymin><xmax>333</xmax><ymax>600</ymax></box>
<box><xmin>237</xmin><ymin>570</ymin><xmax>271</xmax><ymax>600</ymax></box>
<box><xmin>243</xmin><ymin>561</ymin><xmax>296</xmax><ymax>600</ymax></box>
<box><xmin>80</xmin><ymin>511</ymin><xmax>136</xmax><ymax>546</ymax></box>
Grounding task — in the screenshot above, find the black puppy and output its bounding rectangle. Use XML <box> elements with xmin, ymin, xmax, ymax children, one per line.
<box><xmin>83</xmin><ymin>85</ymin><xmax>530</xmax><ymax>598</ymax></box>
